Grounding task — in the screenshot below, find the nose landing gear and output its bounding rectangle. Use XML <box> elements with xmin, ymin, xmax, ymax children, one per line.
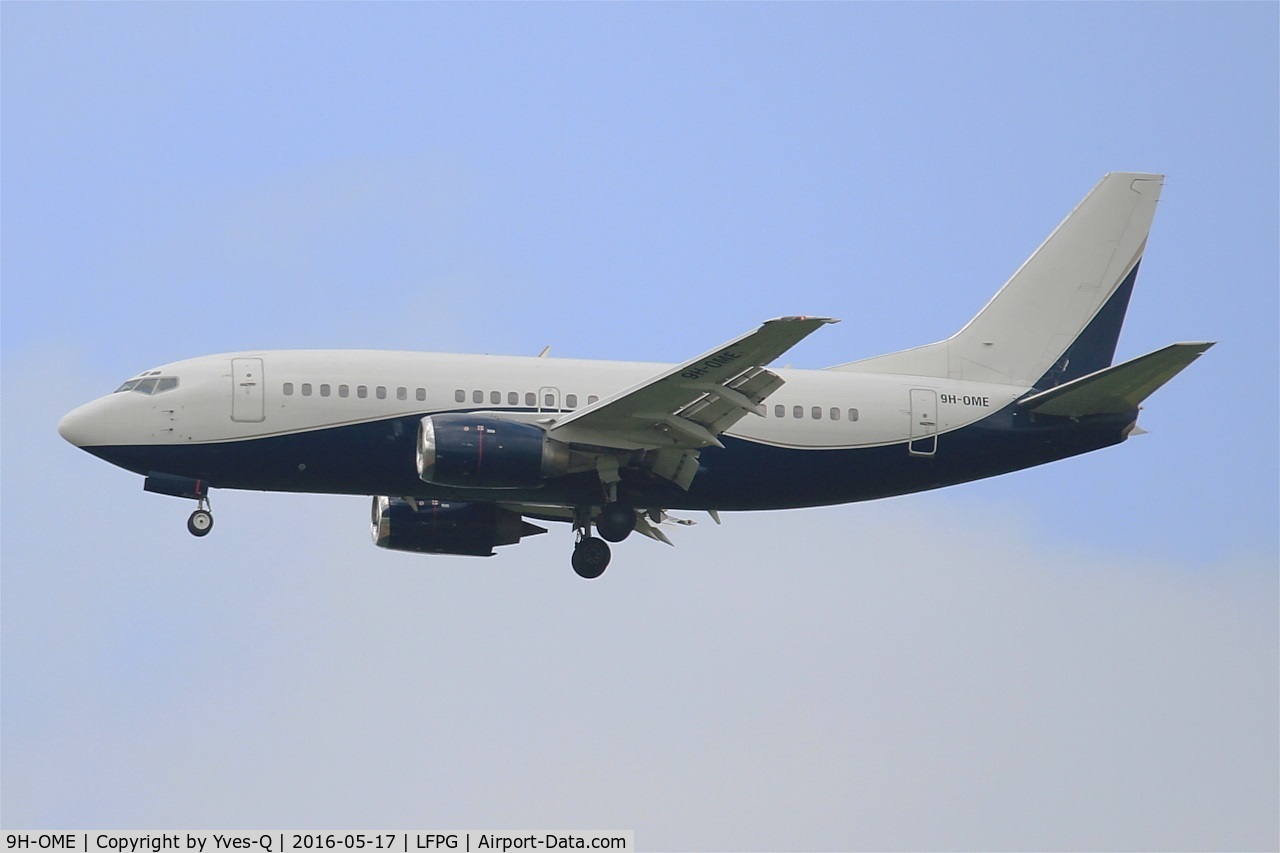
<box><xmin>186</xmin><ymin>495</ymin><xmax>214</xmax><ymax>537</ymax></box>
<box><xmin>143</xmin><ymin>473</ymin><xmax>215</xmax><ymax>539</ymax></box>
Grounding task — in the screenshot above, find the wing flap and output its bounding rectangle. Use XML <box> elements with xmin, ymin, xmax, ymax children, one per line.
<box><xmin>648</xmin><ymin>448</ymin><xmax>702</xmax><ymax>490</ymax></box>
<box><xmin>676</xmin><ymin>366</ymin><xmax>785</xmax><ymax>435</ymax></box>
<box><xmin>1019</xmin><ymin>341</ymin><xmax>1213</xmax><ymax>416</ymax></box>
<box><xmin>550</xmin><ymin>316</ymin><xmax>836</xmax><ymax>450</ymax></box>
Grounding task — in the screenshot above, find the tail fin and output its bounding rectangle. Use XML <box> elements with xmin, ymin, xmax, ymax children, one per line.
<box><xmin>831</xmin><ymin>172</ymin><xmax>1164</xmax><ymax>388</ymax></box>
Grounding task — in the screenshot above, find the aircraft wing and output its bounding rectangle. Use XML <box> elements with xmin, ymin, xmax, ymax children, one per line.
<box><xmin>547</xmin><ymin>316</ymin><xmax>836</xmax><ymax>451</ymax></box>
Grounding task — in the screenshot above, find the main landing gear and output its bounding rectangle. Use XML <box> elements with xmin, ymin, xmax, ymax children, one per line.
<box><xmin>570</xmin><ymin>501</ymin><xmax>638</xmax><ymax>579</ymax></box>
<box><xmin>571</xmin><ymin>535</ymin><xmax>611</xmax><ymax>579</ymax></box>
<box><xmin>595</xmin><ymin>501</ymin><xmax>637</xmax><ymax>542</ymax></box>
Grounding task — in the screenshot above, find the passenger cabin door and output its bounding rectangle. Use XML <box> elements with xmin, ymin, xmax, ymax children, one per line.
<box><xmin>908</xmin><ymin>388</ymin><xmax>937</xmax><ymax>457</ymax></box>
<box><xmin>231</xmin><ymin>357</ymin><xmax>265</xmax><ymax>423</ymax></box>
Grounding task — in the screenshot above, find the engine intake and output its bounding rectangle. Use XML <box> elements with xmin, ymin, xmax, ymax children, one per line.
<box><xmin>371</xmin><ymin>496</ymin><xmax>546</xmax><ymax>557</ymax></box>
<box><xmin>417</xmin><ymin>414</ymin><xmax>571</xmax><ymax>488</ymax></box>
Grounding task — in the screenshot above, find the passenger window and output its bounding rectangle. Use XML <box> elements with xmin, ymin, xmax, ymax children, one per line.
<box><xmin>416</xmin><ymin>388</ymin><xmax>426</xmax><ymax>402</ymax></box>
<box><xmin>490</xmin><ymin>391</ymin><xmax>501</xmax><ymax>405</ymax></box>
<box><xmin>455</xmin><ymin>389</ymin><xmax>465</xmax><ymax>403</ymax></box>
<box><xmin>376</xmin><ymin>386</ymin><xmax>387</xmax><ymax>400</ymax></box>
<box><xmin>320</xmin><ymin>384</ymin><xmax>331</xmax><ymax>397</ymax></box>
<box><xmin>774</xmin><ymin>404</ymin><xmax>784</xmax><ymax>418</ymax></box>
<box><xmin>812</xmin><ymin>406</ymin><xmax>822</xmax><ymax>420</ymax></box>
<box><xmin>588</xmin><ymin>395</ymin><xmax>599</xmax><ymax>404</ymax></box>
<box><xmin>508</xmin><ymin>391</ymin><xmax>518</xmax><ymax>405</ymax></box>
<box><xmin>397</xmin><ymin>387</ymin><xmax>407</xmax><ymax>401</ymax></box>
<box><xmin>283</xmin><ymin>382</ymin><xmax>294</xmax><ymax>396</ymax></box>
<box><xmin>357</xmin><ymin>386</ymin><xmax>368</xmax><ymax>399</ymax></box>
<box><xmin>793</xmin><ymin>405</ymin><xmax>803</xmax><ymax>419</ymax></box>
<box><xmin>525</xmin><ymin>392</ymin><xmax>536</xmax><ymax>407</ymax></box>
<box><xmin>301</xmin><ymin>383</ymin><xmax>312</xmax><ymax>396</ymax></box>
<box><xmin>544</xmin><ymin>393</ymin><xmax>555</xmax><ymax>408</ymax></box>
<box><xmin>339</xmin><ymin>385</ymin><xmax>349</xmax><ymax>398</ymax></box>
<box><xmin>472</xmin><ymin>390</ymin><xmax>483</xmax><ymax>404</ymax></box>
<box><xmin>830</xmin><ymin>407</ymin><xmax>841</xmax><ymax>421</ymax></box>
<box><xmin>848</xmin><ymin>408</ymin><xmax>859</xmax><ymax>422</ymax></box>
<box><xmin>566</xmin><ymin>394</ymin><xmax>578</xmax><ymax>408</ymax></box>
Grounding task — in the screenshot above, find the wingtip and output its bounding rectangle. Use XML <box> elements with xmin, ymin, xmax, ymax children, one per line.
<box><xmin>770</xmin><ymin>315</ymin><xmax>840</xmax><ymax>325</ymax></box>
<box><xmin>1103</xmin><ymin>170</ymin><xmax>1165</xmax><ymax>182</ymax></box>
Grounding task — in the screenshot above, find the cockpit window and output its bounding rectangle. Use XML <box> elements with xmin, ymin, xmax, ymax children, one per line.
<box><xmin>114</xmin><ymin>376</ymin><xmax>180</xmax><ymax>395</ymax></box>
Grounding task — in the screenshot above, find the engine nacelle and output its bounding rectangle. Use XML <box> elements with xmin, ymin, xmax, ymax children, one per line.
<box><xmin>417</xmin><ymin>414</ymin><xmax>571</xmax><ymax>488</ymax></box>
<box><xmin>370</xmin><ymin>496</ymin><xmax>546</xmax><ymax>557</ymax></box>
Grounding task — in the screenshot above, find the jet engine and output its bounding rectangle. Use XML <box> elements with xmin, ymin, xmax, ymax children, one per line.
<box><xmin>370</xmin><ymin>496</ymin><xmax>546</xmax><ymax>557</ymax></box>
<box><xmin>416</xmin><ymin>414</ymin><xmax>571</xmax><ymax>488</ymax></box>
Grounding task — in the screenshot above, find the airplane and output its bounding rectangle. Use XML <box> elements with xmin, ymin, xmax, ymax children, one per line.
<box><xmin>58</xmin><ymin>172</ymin><xmax>1212</xmax><ymax>578</ymax></box>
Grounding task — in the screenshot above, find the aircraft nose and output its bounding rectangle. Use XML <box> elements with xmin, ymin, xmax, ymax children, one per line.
<box><xmin>58</xmin><ymin>400</ymin><xmax>105</xmax><ymax>447</ymax></box>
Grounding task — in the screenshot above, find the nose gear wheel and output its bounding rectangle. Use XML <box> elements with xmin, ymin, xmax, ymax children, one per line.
<box><xmin>186</xmin><ymin>494</ymin><xmax>213</xmax><ymax>537</ymax></box>
<box><xmin>187</xmin><ymin>509</ymin><xmax>213</xmax><ymax>536</ymax></box>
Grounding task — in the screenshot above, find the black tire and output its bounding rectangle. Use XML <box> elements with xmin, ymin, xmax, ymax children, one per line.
<box><xmin>595</xmin><ymin>502</ymin><xmax>636</xmax><ymax>542</ymax></box>
<box><xmin>187</xmin><ymin>509</ymin><xmax>214</xmax><ymax>537</ymax></box>
<box><xmin>571</xmin><ymin>536</ymin><xmax>611</xmax><ymax>579</ymax></box>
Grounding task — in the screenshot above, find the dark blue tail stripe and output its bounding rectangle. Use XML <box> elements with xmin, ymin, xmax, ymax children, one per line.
<box><xmin>1033</xmin><ymin>260</ymin><xmax>1140</xmax><ymax>390</ymax></box>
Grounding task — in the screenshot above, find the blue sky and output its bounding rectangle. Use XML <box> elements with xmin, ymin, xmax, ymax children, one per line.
<box><xmin>3</xmin><ymin>3</ymin><xmax>1276</xmax><ymax>848</ymax></box>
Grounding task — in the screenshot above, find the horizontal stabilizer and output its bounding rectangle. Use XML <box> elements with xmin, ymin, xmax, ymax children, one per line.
<box><xmin>1019</xmin><ymin>342</ymin><xmax>1214</xmax><ymax>416</ymax></box>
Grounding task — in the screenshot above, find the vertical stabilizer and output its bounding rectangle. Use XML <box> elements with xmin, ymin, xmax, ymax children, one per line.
<box><xmin>831</xmin><ymin>173</ymin><xmax>1164</xmax><ymax>387</ymax></box>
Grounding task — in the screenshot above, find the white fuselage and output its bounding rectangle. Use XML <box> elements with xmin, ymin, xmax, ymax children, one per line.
<box><xmin>62</xmin><ymin>349</ymin><xmax>1023</xmax><ymax>453</ymax></box>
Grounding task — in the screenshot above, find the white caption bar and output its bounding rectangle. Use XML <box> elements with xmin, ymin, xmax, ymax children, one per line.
<box><xmin>2</xmin><ymin>833</ymin><xmax>634</xmax><ymax>853</ymax></box>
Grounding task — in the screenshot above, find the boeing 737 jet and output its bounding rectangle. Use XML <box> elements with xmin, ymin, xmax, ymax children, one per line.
<box><xmin>59</xmin><ymin>172</ymin><xmax>1212</xmax><ymax>577</ymax></box>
